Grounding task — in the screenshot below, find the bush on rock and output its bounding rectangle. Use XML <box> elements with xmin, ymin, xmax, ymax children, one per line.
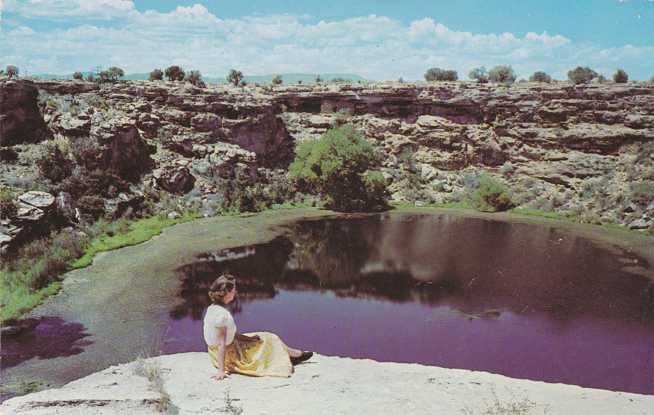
<box><xmin>289</xmin><ymin>125</ymin><xmax>389</xmax><ymax>212</ymax></box>
<box><xmin>466</xmin><ymin>173</ymin><xmax>514</xmax><ymax>212</ymax></box>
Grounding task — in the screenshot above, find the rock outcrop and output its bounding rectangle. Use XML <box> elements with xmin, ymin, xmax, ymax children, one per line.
<box><xmin>2</xmin><ymin>353</ymin><xmax>653</xmax><ymax>414</ymax></box>
<box><xmin>0</xmin><ymin>80</ymin><xmax>50</xmax><ymax>145</ymax></box>
<box><xmin>1</xmin><ymin>79</ymin><xmax>653</xmax><ymax>237</ymax></box>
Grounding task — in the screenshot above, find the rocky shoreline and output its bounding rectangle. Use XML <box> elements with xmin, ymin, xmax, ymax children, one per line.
<box><xmin>2</xmin><ymin>352</ymin><xmax>653</xmax><ymax>414</ymax></box>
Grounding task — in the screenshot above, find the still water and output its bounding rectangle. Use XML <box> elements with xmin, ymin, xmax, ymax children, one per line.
<box><xmin>163</xmin><ymin>214</ymin><xmax>654</xmax><ymax>394</ymax></box>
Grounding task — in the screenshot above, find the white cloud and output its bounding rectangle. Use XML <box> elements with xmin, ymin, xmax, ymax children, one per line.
<box><xmin>3</xmin><ymin>0</ymin><xmax>135</xmax><ymax>19</ymax></box>
<box><xmin>0</xmin><ymin>4</ymin><xmax>652</xmax><ymax>80</ymax></box>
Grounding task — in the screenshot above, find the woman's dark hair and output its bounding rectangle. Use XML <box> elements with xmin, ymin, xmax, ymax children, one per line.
<box><xmin>208</xmin><ymin>273</ymin><xmax>236</xmax><ymax>305</ymax></box>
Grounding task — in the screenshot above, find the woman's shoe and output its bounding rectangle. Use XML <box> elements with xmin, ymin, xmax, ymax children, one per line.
<box><xmin>291</xmin><ymin>351</ymin><xmax>313</xmax><ymax>365</ymax></box>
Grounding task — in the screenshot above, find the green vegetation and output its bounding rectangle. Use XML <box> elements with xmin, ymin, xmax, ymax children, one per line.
<box><xmin>134</xmin><ymin>358</ymin><xmax>174</xmax><ymax>413</ymax></box>
<box><xmin>488</xmin><ymin>65</ymin><xmax>517</xmax><ymax>84</ymax></box>
<box><xmin>461</xmin><ymin>391</ymin><xmax>549</xmax><ymax>415</ymax></box>
<box><xmin>465</xmin><ymin>173</ymin><xmax>514</xmax><ymax>212</ymax></box>
<box><xmin>272</xmin><ymin>74</ymin><xmax>283</xmax><ymax>85</ymax></box>
<box><xmin>165</xmin><ymin>65</ymin><xmax>185</xmax><ymax>81</ymax></box>
<box><xmin>613</xmin><ymin>68</ymin><xmax>629</xmax><ymax>83</ymax></box>
<box><xmin>0</xmin><ymin>187</ymin><xmax>17</xmax><ymax>219</ymax></box>
<box><xmin>72</xmin><ymin>71</ymin><xmax>83</xmax><ymax>80</ymax></box>
<box><xmin>529</xmin><ymin>71</ymin><xmax>552</xmax><ymax>83</ymax></box>
<box><xmin>227</xmin><ymin>69</ymin><xmax>244</xmax><ymax>86</ymax></box>
<box><xmin>98</xmin><ymin>66</ymin><xmax>125</xmax><ymax>82</ymax></box>
<box><xmin>630</xmin><ymin>181</ymin><xmax>654</xmax><ymax>204</ymax></box>
<box><xmin>567</xmin><ymin>66</ymin><xmax>597</xmax><ymax>84</ymax></box>
<box><xmin>0</xmin><ymin>380</ymin><xmax>47</xmax><ymax>398</ymax></box>
<box><xmin>149</xmin><ymin>68</ymin><xmax>163</xmax><ymax>81</ymax></box>
<box><xmin>469</xmin><ymin>67</ymin><xmax>489</xmax><ymax>83</ymax></box>
<box><xmin>72</xmin><ymin>211</ymin><xmax>198</xmax><ymax>269</ymax></box>
<box><xmin>289</xmin><ymin>124</ymin><xmax>389</xmax><ymax>212</ymax></box>
<box><xmin>424</xmin><ymin>68</ymin><xmax>458</xmax><ymax>82</ymax></box>
<box><xmin>0</xmin><ymin>211</ymin><xmax>198</xmax><ymax>323</ymax></box>
<box><xmin>6</xmin><ymin>65</ymin><xmax>19</xmax><ymax>79</ymax></box>
<box><xmin>186</xmin><ymin>70</ymin><xmax>205</xmax><ymax>87</ymax></box>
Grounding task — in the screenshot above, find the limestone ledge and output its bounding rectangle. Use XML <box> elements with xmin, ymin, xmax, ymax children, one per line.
<box><xmin>2</xmin><ymin>352</ymin><xmax>653</xmax><ymax>414</ymax></box>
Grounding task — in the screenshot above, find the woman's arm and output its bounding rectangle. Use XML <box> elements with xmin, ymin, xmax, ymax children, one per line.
<box><xmin>235</xmin><ymin>332</ymin><xmax>261</xmax><ymax>343</ymax></box>
<box><xmin>211</xmin><ymin>327</ymin><xmax>228</xmax><ymax>381</ymax></box>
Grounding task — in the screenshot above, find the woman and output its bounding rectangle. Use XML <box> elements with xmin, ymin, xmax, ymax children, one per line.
<box><xmin>203</xmin><ymin>273</ymin><xmax>313</xmax><ymax>380</ymax></box>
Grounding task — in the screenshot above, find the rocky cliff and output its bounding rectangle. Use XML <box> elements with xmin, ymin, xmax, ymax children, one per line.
<box><xmin>1</xmin><ymin>79</ymin><xmax>653</xmax><ymax>252</ymax></box>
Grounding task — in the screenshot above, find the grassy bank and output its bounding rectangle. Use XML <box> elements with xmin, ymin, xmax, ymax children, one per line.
<box><xmin>0</xmin><ymin>211</ymin><xmax>198</xmax><ymax>323</ymax></box>
<box><xmin>390</xmin><ymin>200</ymin><xmax>649</xmax><ymax>235</ymax></box>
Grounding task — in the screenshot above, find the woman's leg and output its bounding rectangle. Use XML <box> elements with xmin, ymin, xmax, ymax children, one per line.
<box><xmin>287</xmin><ymin>346</ymin><xmax>302</xmax><ymax>358</ymax></box>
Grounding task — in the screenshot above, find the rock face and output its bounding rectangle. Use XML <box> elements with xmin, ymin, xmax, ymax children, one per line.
<box><xmin>0</xmin><ymin>80</ymin><xmax>50</xmax><ymax>145</ymax></box>
<box><xmin>278</xmin><ymin>82</ymin><xmax>654</xmax><ymax>227</ymax></box>
<box><xmin>2</xmin><ymin>353</ymin><xmax>653</xmax><ymax>414</ymax></box>
<box><xmin>0</xmin><ymin>191</ymin><xmax>59</xmax><ymax>254</ymax></box>
<box><xmin>1</xmin><ymin>79</ymin><xmax>653</xmax><ymax>232</ymax></box>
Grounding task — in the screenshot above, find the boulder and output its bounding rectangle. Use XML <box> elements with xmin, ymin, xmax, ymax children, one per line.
<box><xmin>155</xmin><ymin>167</ymin><xmax>196</xmax><ymax>194</ymax></box>
<box><xmin>18</xmin><ymin>191</ymin><xmax>55</xmax><ymax>209</ymax></box>
<box><xmin>15</xmin><ymin>203</ymin><xmax>45</xmax><ymax>221</ymax></box>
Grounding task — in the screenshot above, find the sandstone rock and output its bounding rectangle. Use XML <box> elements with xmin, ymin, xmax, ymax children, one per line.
<box><xmin>191</xmin><ymin>113</ymin><xmax>220</xmax><ymax>132</ymax></box>
<box><xmin>16</xmin><ymin>203</ymin><xmax>45</xmax><ymax>221</ymax></box>
<box><xmin>629</xmin><ymin>217</ymin><xmax>650</xmax><ymax>230</ymax></box>
<box><xmin>90</xmin><ymin>116</ymin><xmax>155</xmax><ymax>182</ymax></box>
<box><xmin>55</xmin><ymin>112</ymin><xmax>91</xmax><ymax>136</ymax></box>
<box><xmin>0</xmin><ymin>80</ymin><xmax>51</xmax><ymax>145</ymax></box>
<box><xmin>18</xmin><ymin>191</ymin><xmax>55</xmax><ymax>209</ymax></box>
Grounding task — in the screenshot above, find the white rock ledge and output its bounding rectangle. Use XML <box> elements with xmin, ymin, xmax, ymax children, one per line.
<box><xmin>2</xmin><ymin>353</ymin><xmax>653</xmax><ymax>414</ymax></box>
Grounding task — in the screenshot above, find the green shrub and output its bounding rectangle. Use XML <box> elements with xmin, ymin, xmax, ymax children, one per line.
<box><xmin>6</xmin><ymin>65</ymin><xmax>18</xmax><ymax>79</ymax></box>
<box><xmin>77</xmin><ymin>195</ymin><xmax>106</xmax><ymax>219</ymax></box>
<box><xmin>468</xmin><ymin>67</ymin><xmax>489</xmax><ymax>83</ymax></box>
<box><xmin>466</xmin><ymin>173</ymin><xmax>514</xmax><ymax>212</ymax></box>
<box><xmin>613</xmin><ymin>69</ymin><xmax>628</xmax><ymax>83</ymax></box>
<box><xmin>488</xmin><ymin>65</ymin><xmax>516</xmax><ymax>84</ymax></box>
<box><xmin>289</xmin><ymin>124</ymin><xmax>389</xmax><ymax>212</ymax></box>
<box><xmin>0</xmin><ymin>187</ymin><xmax>17</xmax><ymax>219</ymax></box>
<box><xmin>529</xmin><ymin>71</ymin><xmax>552</xmax><ymax>83</ymax></box>
<box><xmin>567</xmin><ymin>66</ymin><xmax>597</xmax><ymax>84</ymax></box>
<box><xmin>186</xmin><ymin>70</ymin><xmax>205</xmax><ymax>87</ymax></box>
<box><xmin>630</xmin><ymin>181</ymin><xmax>654</xmax><ymax>204</ymax></box>
<box><xmin>165</xmin><ymin>65</ymin><xmax>185</xmax><ymax>82</ymax></box>
<box><xmin>272</xmin><ymin>75</ymin><xmax>283</xmax><ymax>85</ymax></box>
<box><xmin>227</xmin><ymin>69</ymin><xmax>244</xmax><ymax>86</ymax></box>
<box><xmin>37</xmin><ymin>144</ymin><xmax>72</xmax><ymax>183</ymax></box>
<box><xmin>107</xmin><ymin>67</ymin><xmax>124</xmax><ymax>81</ymax></box>
<box><xmin>424</xmin><ymin>68</ymin><xmax>458</xmax><ymax>82</ymax></box>
<box><xmin>72</xmin><ymin>71</ymin><xmax>83</xmax><ymax>80</ymax></box>
<box><xmin>149</xmin><ymin>69</ymin><xmax>163</xmax><ymax>81</ymax></box>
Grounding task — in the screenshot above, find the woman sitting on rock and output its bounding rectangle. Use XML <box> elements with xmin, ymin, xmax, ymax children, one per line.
<box><xmin>204</xmin><ymin>273</ymin><xmax>313</xmax><ymax>380</ymax></box>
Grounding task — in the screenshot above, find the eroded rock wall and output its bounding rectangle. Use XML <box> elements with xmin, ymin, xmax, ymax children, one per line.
<box><xmin>1</xmin><ymin>79</ymin><xmax>653</xmax><ymax>234</ymax></box>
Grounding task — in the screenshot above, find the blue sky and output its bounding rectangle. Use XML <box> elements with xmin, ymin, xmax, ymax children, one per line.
<box><xmin>1</xmin><ymin>0</ymin><xmax>653</xmax><ymax>80</ymax></box>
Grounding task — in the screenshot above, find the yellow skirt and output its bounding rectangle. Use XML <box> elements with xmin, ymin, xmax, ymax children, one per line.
<box><xmin>208</xmin><ymin>332</ymin><xmax>293</xmax><ymax>378</ymax></box>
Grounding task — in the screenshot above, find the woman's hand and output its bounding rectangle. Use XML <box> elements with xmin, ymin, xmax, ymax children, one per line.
<box><xmin>211</xmin><ymin>370</ymin><xmax>229</xmax><ymax>381</ymax></box>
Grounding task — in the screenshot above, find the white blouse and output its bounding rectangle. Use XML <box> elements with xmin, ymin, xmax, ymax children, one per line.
<box><xmin>203</xmin><ymin>304</ymin><xmax>236</xmax><ymax>346</ymax></box>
